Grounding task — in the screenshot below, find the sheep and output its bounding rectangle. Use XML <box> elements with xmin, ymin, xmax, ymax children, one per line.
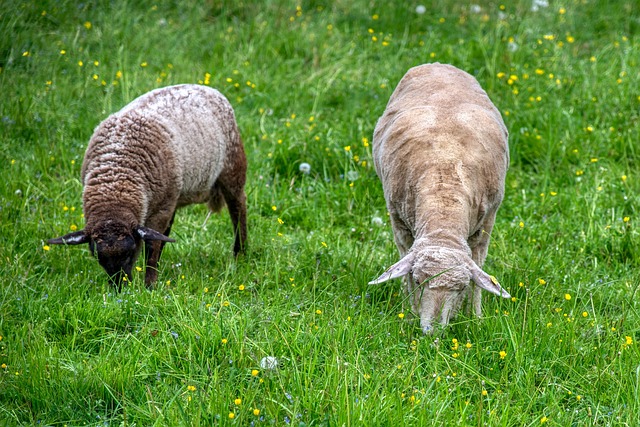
<box><xmin>368</xmin><ymin>63</ymin><xmax>511</xmax><ymax>333</ymax></box>
<box><xmin>48</xmin><ymin>84</ymin><xmax>247</xmax><ymax>289</ymax></box>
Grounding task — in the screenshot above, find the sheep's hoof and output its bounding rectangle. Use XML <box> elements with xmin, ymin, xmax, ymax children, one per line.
<box><xmin>422</xmin><ymin>324</ymin><xmax>434</xmax><ymax>335</ymax></box>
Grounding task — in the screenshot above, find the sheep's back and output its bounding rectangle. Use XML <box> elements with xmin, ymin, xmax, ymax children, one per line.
<box><xmin>374</xmin><ymin>63</ymin><xmax>508</xmax><ymax>183</ymax></box>
<box><xmin>119</xmin><ymin>85</ymin><xmax>239</xmax><ymax>204</ymax></box>
<box><xmin>372</xmin><ymin>64</ymin><xmax>509</xmax><ymax>234</ymax></box>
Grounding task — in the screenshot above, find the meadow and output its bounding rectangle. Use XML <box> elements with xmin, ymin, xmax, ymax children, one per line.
<box><xmin>1</xmin><ymin>0</ymin><xmax>639</xmax><ymax>425</ymax></box>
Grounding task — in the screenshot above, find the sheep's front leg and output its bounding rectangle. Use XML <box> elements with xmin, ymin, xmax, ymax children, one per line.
<box><xmin>144</xmin><ymin>212</ymin><xmax>176</xmax><ymax>287</ymax></box>
<box><xmin>388</xmin><ymin>209</ymin><xmax>417</xmax><ymax>310</ymax></box>
<box><xmin>389</xmin><ymin>208</ymin><xmax>413</xmax><ymax>258</ymax></box>
<box><xmin>468</xmin><ymin>211</ymin><xmax>497</xmax><ymax>317</ymax></box>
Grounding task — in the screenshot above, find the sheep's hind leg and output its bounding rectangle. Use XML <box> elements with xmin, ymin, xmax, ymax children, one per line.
<box><xmin>214</xmin><ymin>151</ymin><xmax>248</xmax><ymax>256</ymax></box>
<box><xmin>222</xmin><ymin>187</ymin><xmax>247</xmax><ymax>256</ymax></box>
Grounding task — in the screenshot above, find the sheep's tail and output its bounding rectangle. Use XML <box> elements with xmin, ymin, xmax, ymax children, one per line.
<box><xmin>208</xmin><ymin>183</ymin><xmax>226</xmax><ymax>213</ymax></box>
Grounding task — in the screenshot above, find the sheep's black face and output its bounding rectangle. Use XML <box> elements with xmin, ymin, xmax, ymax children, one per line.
<box><xmin>95</xmin><ymin>235</ymin><xmax>140</xmax><ymax>288</ymax></box>
<box><xmin>90</xmin><ymin>225</ymin><xmax>142</xmax><ymax>289</ymax></box>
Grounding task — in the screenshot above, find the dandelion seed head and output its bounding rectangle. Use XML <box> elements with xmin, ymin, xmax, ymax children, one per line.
<box><xmin>299</xmin><ymin>162</ymin><xmax>311</xmax><ymax>174</ymax></box>
<box><xmin>371</xmin><ymin>216</ymin><xmax>383</xmax><ymax>226</ymax></box>
<box><xmin>415</xmin><ymin>5</ymin><xmax>426</xmax><ymax>14</ymax></box>
<box><xmin>260</xmin><ymin>356</ymin><xmax>278</xmax><ymax>370</ymax></box>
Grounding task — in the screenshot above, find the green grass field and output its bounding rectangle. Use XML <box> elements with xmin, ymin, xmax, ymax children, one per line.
<box><xmin>1</xmin><ymin>0</ymin><xmax>639</xmax><ymax>425</ymax></box>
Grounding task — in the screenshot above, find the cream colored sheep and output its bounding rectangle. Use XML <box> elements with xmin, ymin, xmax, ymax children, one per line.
<box><xmin>369</xmin><ymin>63</ymin><xmax>510</xmax><ymax>333</ymax></box>
<box><xmin>48</xmin><ymin>84</ymin><xmax>247</xmax><ymax>289</ymax></box>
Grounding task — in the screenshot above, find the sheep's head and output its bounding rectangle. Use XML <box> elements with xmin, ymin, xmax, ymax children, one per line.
<box><xmin>369</xmin><ymin>246</ymin><xmax>510</xmax><ymax>334</ymax></box>
<box><xmin>48</xmin><ymin>221</ymin><xmax>174</xmax><ymax>290</ymax></box>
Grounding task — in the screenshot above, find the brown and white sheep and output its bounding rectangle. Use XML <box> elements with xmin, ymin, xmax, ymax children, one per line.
<box><xmin>48</xmin><ymin>84</ymin><xmax>247</xmax><ymax>289</ymax></box>
<box><xmin>369</xmin><ymin>63</ymin><xmax>510</xmax><ymax>333</ymax></box>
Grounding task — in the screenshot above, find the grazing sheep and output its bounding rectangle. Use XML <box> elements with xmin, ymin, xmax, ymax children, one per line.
<box><xmin>369</xmin><ymin>63</ymin><xmax>510</xmax><ymax>333</ymax></box>
<box><xmin>48</xmin><ymin>84</ymin><xmax>247</xmax><ymax>289</ymax></box>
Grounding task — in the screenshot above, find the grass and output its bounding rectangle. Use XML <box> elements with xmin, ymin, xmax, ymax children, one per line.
<box><xmin>1</xmin><ymin>0</ymin><xmax>639</xmax><ymax>425</ymax></box>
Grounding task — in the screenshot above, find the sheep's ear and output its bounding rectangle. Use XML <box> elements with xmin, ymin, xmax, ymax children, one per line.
<box><xmin>136</xmin><ymin>226</ymin><xmax>175</xmax><ymax>243</ymax></box>
<box><xmin>47</xmin><ymin>231</ymin><xmax>89</xmax><ymax>245</ymax></box>
<box><xmin>369</xmin><ymin>253</ymin><xmax>414</xmax><ymax>284</ymax></box>
<box><xmin>469</xmin><ymin>262</ymin><xmax>510</xmax><ymax>298</ymax></box>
